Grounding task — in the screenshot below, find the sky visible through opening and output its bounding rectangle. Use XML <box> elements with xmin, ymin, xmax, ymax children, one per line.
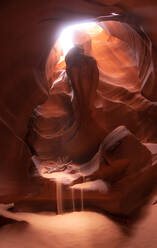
<box><xmin>58</xmin><ymin>22</ymin><xmax>103</xmax><ymax>56</ymax></box>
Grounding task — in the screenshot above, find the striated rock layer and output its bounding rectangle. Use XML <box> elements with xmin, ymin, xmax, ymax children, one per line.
<box><xmin>28</xmin><ymin>21</ymin><xmax>157</xmax><ymax>163</ymax></box>
<box><xmin>1</xmin><ymin>0</ymin><xmax>157</xmax><ymax>218</ymax></box>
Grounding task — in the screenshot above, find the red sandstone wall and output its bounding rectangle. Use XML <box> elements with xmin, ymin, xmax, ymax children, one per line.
<box><xmin>0</xmin><ymin>0</ymin><xmax>157</xmax><ymax>201</ymax></box>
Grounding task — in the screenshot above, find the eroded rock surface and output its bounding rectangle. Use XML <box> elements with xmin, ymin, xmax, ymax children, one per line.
<box><xmin>1</xmin><ymin>0</ymin><xmax>157</xmax><ymax>221</ymax></box>
<box><xmin>100</xmin><ymin>126</ymin><xmax>152</xmax><ymax>176</ymax></box>
<box><xmin>28</xmin><ymin>38</ymin><xmax>157</xmax><ymax>164</ymax></box>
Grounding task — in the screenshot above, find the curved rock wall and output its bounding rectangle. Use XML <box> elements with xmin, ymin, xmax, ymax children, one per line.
<box><xmin>1</xmin><ymin>0</ymin><xmax>157</xmax><ymax>203</ymax></box>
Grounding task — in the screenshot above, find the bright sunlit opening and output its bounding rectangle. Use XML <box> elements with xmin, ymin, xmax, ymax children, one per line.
<box><xmin>58</xmin><ymin>22</ymin><xmax>103</xmax><ymax>57</ymax></box>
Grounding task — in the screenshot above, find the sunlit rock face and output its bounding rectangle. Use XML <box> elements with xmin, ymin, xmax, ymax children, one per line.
<box><xmin>28</xmin><ymin>20</ymin><xmax>157</xmax><ymax>164</ymax></box>
<box><xmin>1</xmin><ymin>0</ymin><xmax>157</xmax><ymax>221</ymax></box>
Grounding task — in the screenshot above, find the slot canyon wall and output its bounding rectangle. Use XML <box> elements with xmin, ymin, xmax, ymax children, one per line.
<box><xmin>0</xmin><ymin>0</ymin><xmax>157</xmax><ymax>212</ymax></box>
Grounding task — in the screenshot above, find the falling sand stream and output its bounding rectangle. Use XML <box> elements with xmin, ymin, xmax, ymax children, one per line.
<box><xmin>81</xmin><ymin>176</ymin><xmax>85</xmax><ymax>211</ymax></box>
<box><xmin>56</xmin><ymin>179</ymin><xmax>63</xmax><ymax>214</ymax></box>
<box><xmin>55</xmin><ymin>175</ymin><xmax>85</xmax><ymax>214</ymax></box>
<box><xmin>71</xmin><ymin>187</ymin><xmax>76</xmax><ymax>212</ymax></box>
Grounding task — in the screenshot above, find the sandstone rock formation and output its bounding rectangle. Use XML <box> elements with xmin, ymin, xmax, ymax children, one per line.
<box><xmin>1</xmin><ymin>0</ymin><xmax>157</xmax><ymax>221</ymax></box>
<box><xmin>28</xmin><ymin>21</ymin><xmax>157</xmax><ymax>164</ymax></box>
